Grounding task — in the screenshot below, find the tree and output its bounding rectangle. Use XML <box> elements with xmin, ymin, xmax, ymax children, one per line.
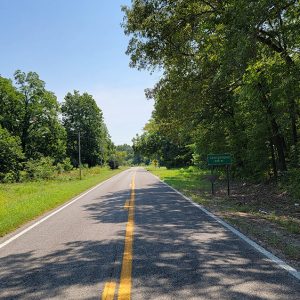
<box><xmin>0</xmin><ymin>76</ymin><xmax>23</xmax><ymax>136</ymax></box>
<box><xmin>116</xmin><ymin>144</ymin><xmax>134</xmax><ymax>165</ymax></box>
<box><xmin>133</xmin><ymin>120</ymin><xmax>192</xmax><ymax>168</ymax></box>
<box><xmin>123</xmin><ymin>0</ymin><xmax>300</xmax><ymax>178</ymax></box>
<box><xmin>0</xmin><ymin>125</ymin><xmax>24</xmax><ymax>182</ymax></box>
<box><xmin>61</xmin><ymin>91</ymin><xmax>110</xmax><ymax>167</ymax></box>
<box><xmin>12</xmin><ymin>70</ymin><xmax>66</xmax><ymax>161</ymax></box>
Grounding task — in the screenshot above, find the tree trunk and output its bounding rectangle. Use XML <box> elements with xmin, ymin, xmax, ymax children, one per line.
<box><xmin>21</xmin><ymin>106</ymin><xmax>30</xmax><ymax>156</ymax></box>
<box><xmin>270</xmin><ymin>120</ymin><xmax>287</xmax><ymax>172</ymax></box>
<box><xmin>258</xmin><ymin>83</ymin><xmax>287</xmax><ymax>172</ymax></box>
<box><xmin>285</xmin><ymin>58</ymin><xmax>298</xmax><ymax>149</ymax></box>
<box><xmin>256</xmin><ymin>32</ymin><xmax>298</xmax><ymax>149</ymax></box>
<box><xmin>269</xmin><ymin>136</ymin><xmax>277</xmax><ymax>178</ymax></box>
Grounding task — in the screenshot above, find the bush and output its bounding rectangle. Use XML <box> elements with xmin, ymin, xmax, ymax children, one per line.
<box><xmin>108</xmin><ymin>159</ymin><xmax>119</xmax><ymax>170</ymax></box>
<box><xmin>279</xmin><ymin>169</ymin><xmax>300</xmax><ymax>199</ymax></box>
<box><xmin>62</xmin><ymin>158</ymin><xmax>73</xmax><ymax>171</ymax></box>
<box><xmin>18</xmin><ymin>170</ymin><xmax>28</xmax><ymax>182</ymax></box>
<box><xmin>56</xmin><ymin>163</ymin><xmax>64</xmax><ymax>174</ymax></box>
<box><xmin>187</xmin><ymin>166</ymin><xmax>195</xmax><ymax>173</ymax></box>
<box><xmin>56</xmin><ymin>158</ymin><xmax>73</xmax><ymax>173</ymax></box>
<box><xmin>25</xmin><ymin>157</ymin><xmax>56</xmax><ymax>180</ymax></box>
<box><xmin>0</xmin><ymin>126</ymin><xmax>24</xmax><ymax>182</ymax></box>
<box><xmin>2</xmin><ymin>172</ymin><xmax>16</xmax><ymax>183</ymax></box>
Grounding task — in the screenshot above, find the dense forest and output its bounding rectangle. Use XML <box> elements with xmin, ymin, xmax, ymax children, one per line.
<box><xmin>0</xmin><ymin>70</ymin><xmax>116</xmax><ymax>182</ymax></box>
<box><xmin>124</xmin><ymin>0</ymin><xmax>300</xmax><ymax>179</ymax></box>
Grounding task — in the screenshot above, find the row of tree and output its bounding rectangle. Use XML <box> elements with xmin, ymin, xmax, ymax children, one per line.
<box><xmin>124</xmin><ymin>0</ymin><xmax>300</xmax><ymax>179</ymax></box>
<box><xmin>0</xmin><ymin>70</ymin><xmax>114</xmax><ymax>182</ymax></box>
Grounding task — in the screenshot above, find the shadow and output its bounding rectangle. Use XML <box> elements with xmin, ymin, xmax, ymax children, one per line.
<box><xmin>0</xmin><ymin>239</ymin><xmax>125</xmax><ymax>299</ymax></box>
<box><xmin>0</xmin><ymin>168</ymin><xmax>299</xmax><ymax>299</ymax></box>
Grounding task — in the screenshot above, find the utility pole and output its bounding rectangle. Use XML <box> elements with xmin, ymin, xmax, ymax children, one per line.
<box><xmin>78</xmin><ymin>131</ymin><xmax>82</xmax><ymax>180</ymax></box>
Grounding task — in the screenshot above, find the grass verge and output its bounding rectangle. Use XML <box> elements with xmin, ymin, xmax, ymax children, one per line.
<box><xmin>0</xmin><ymin>166</ymin><xmax>126</xmax><ymax>237</ymax></box>
<box><xmin>147</xmin><ymin>166</ymin><xmax>300</xmax><ymax>268</ymax></box>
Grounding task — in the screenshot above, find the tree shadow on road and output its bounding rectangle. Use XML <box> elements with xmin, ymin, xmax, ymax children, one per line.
<box><xmin>0</xmin><ymin>168</ymin><xmax>299</xmax><ymax>299</ymax></box>
<box><xmin>0</xmin><ymin>239</ymin><xmax>125</xmax><ymax>299</ymax></box>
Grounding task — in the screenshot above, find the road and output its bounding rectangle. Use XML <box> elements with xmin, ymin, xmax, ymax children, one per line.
<box><xmin>0</xmin><ymin>167</ymin><xmax>299</xmax><ymax>299</ymax></box>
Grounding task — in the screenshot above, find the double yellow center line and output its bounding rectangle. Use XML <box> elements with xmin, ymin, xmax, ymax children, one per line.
<box><xmin>102</xmin><ymin>173</ymin><xmax>136</xmax><ymax>300</ymax></box>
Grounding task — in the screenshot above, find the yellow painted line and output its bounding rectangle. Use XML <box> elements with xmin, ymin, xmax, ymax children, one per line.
<box><xmin>118</xmin><ymin>173</ymin><xmax>136</xmax><ymax>300</ymax></box>
<box><xmin>101</xmin><ymin>281</ymin><xmax>116</xmax><ymax>300</ymax></box>
<box><xmin>124</xmin><ymin>199</ymin><xmax>130</xmax><ymax>209</ymax></box>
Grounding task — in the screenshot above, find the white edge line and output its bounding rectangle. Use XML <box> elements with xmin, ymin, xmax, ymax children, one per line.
<box><xmin>0</xmin><ymin>170</ymin><xmax>128</xmax><ymax>250</ymax></box>
<box><xmin>149</xmin><ymin>172</ymin><xmax>300</xmax><ymax>281</ymax></box>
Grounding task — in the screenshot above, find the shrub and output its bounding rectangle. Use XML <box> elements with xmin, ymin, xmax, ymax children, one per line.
<box><xmin>56</xmin><ymin>163</ymin><xmax>64</xmax><ymax>174</ymax></box>
<box><xmin>18</xmin><ymin>170</ymin><xmax>28</xmax><ymax>182</ymax></box>
<box><xmin>0</xmin><ymin>126</ymin><xmax>24</xmax><ymax>182</ymax></box>
<box><xmin>279</xmin><ymin>169</ymin><xmax>300</xmax><ymax>199</ymax></box>
<box><xmin>62</xmin><ymin>158</ymin><xmax>73</xmax><ymax>171</ymax></box>
<box><xmin>187</xmin><ymin>166</ymin><xmax>195</xmax><ymax>173</ymax></box>
<box><xmin>108</xmin><ymin>159</ymin><xmax>119</xmax><ymax>170</ymax></box>
<box><xmin>56</xmin><ymin>158</ymin><xmax>73</xmax><ymax>174</ymax></box>
<box><xmin>2</xmin><ymin>172</ymin><xmax>16</xmax><ymax>183</ymax></box>
<box><xmin>25</xmin><ymin>157</ymin><xmax>56</xmax><ymax>180</ymax></box>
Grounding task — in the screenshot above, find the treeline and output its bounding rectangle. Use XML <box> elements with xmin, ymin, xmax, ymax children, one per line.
<box><xmin>124</xmin><ymin>1</ymin><xmax>300</xmax><ymax>179</ymax></box>
<box><xmin>0</xmin><ymin>70</ymin><xmax>115</xmax><ymax>182</ymax></box>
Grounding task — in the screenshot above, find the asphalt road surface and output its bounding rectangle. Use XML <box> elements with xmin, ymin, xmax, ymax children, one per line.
<box><xmin>0</xmin><ymin>167</ymin><xmax>299</xmax><ymax>299</ymax></box>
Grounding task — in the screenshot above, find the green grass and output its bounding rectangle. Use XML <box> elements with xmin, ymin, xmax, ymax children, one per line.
<box><xmin>0</xmin><ymin>166</ymin><xmax>126</xmax><ymax>237</ymax></box>
<box><xmin>147</xmin><ymin>165</ymin><xmax>210</xmax><ymax>194</ymax></box>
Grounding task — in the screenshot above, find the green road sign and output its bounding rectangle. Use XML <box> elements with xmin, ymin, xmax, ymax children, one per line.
<box><xmin>207</xmin><ymin>154</ymin><xmax>232</xmax><ymax>166</ymax></box>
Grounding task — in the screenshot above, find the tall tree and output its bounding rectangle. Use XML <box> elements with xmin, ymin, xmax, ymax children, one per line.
<box><xmin>12</xmin><ymin>70</ymin><xmax>66</xmax><ymax>161</ymax></box>
<box><xmin>133</xmin><ymin>120</ymin><xmax>192</xmax><ymax>168</ymax></box>
<box><xmin>0</xmin><ymin>76</ymin><xmax>22</xmax><ymax>136</ymax></box>
<box><xmin>61</xmin><ymin>91</ymin><xmax>110</xmax><ymax>167</ymax></box>
<box><xmin>123</xmin><ymin>0</ymin><xmax>300</xmax><ymax>178</ymax></box>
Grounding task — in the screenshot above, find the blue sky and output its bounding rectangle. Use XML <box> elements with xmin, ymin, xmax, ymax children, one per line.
<box><xmin>0</xmin><ymin>0</ymin><xmax>160</xmax><ymax>145</ymax></box>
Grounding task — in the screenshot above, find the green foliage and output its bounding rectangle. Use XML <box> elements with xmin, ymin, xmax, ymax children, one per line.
<box><xmin>124</xmin><ymin>0</ymin><xmax>300</xmax><ymax>180</ymax></box>
<box><xmin>56</xmin><ymin>158</ymin><xmax>73</xmax><ymax>174</ymax></box>
<box><xmin>61</xmin><ymin>158</ymin><xmax>73</xmax><ymax>172</ymax></box>
<box><xmin>132</xmin><ymin>120</ymin><xmax>192</xmax><ymax>168</ymax></box>
<box><xmin>13</xmin><ymin>70</ymin><xmax>67</xmax><ymax>161</ymax></box>
<box><xmin>116</xmin><ymin>144</ymin><xmax>134</xmax><ymax>165</ymax></box>
<box><xmin>0</xmin><ymin>76</ymin><xmax>22</xmax><ymax>136</ymax></box>
<box><xmin>108</xmin><ymin>159</ymin><xmax>119</xmax><ymax>170</ymax></box>
<box><xmin>0</xmin><ymin>126</ymin><xmax>24</xmax><ymax>182</ymax></box>
<box><xmin>279</xmin><ymin>169</ymin><xmax>300</xmax><ymax>200</ymax></box>
<box><xmin>24</xmin><ymin>157</ymin><xmax>56</xmax><ymax>180</ymax></box>
<box><xmin>0</xmin><ymin>71</ymin><xmax>114</xmax><ymax>183</ymax></box>
<box><xmin>61</xmin><ymin>91</ymin><xmax>111</xmax><ymax>167</ymax></box>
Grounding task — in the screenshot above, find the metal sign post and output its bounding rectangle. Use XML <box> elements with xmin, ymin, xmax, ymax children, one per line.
<box><xmin>78</xmin><ymin>131</ymin><xmax>82</xmax><ymax>180</ymax></box>
<box><xmin>226</xmin><ymin>165</ymin><xmax>230</xmax><ymax>196</ymax></box>
<box><xmin>207</xmin><ymin>154</ymin><xmax>232</xmax><ymax>196</ymax></box>
<box><xmin>211</xmin><ymin>166</ymin><xmax>214</xmax><ymax>195</ymax></box>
